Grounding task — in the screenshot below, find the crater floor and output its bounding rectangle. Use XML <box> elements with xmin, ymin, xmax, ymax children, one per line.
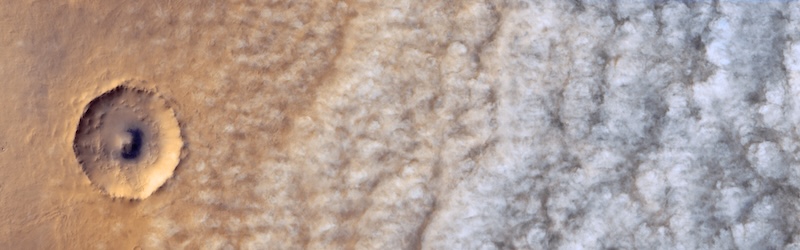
<box><xmin>73</xmin><ymin>84</ymin><xmax>182</xmax><ymax>200</ymax></box>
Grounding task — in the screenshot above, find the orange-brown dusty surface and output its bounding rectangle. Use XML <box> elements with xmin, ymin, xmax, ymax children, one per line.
<box><xmin>0</xmin><ymin>1</ymin><xmax>510</xmax><ymax>249</ymax></box>
<box><xmin>8</xmin><ymin>1</ymin><xmax>800</xmax><ymax>249</ymax></box>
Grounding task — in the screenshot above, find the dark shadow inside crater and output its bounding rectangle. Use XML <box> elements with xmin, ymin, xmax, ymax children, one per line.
<box><xmin>121</xmin><ymin>128</ymin><xmax>143</xmax><ymax>160</ymax></box>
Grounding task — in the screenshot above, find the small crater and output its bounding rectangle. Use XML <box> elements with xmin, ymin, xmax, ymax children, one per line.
<box><xmin>73</xmin><ymin>83</ymin><xmax>183</xmax><ymax>199</ymax></box>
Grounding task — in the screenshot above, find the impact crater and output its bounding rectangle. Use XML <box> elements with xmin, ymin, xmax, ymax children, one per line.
<box><xmin>73</xmin><ymin>84</ymin><xmax>183</xmax><ymax>199</ymax></box>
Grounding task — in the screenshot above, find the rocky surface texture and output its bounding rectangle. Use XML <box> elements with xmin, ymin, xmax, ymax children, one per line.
<box><xmin>2</xmin><ymin>0</ymin><xmax>800</xmax><ymax>249</ymax></box>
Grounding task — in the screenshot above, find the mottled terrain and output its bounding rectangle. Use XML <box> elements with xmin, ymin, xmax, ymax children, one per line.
<box><xmin>2</xmin><ymin>0</ymin><xmax>800</xmax><ymax>249</ymax></box>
